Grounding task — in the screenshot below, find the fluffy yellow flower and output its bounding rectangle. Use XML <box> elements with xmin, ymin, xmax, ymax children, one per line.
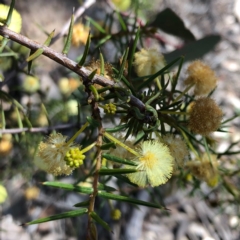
<box><xmin>0</xmin><ymin>4</ymin><xmax>22</xmax><ymax>40</ymax></box>
<box><xmin>24</xmin><ymin>186</ymin><xmax>40</xmax><ymax>200</ymax></box>
<box><xmin>22</xmin><ymin>76</ymin><xmax>40</xmax><ymax>93</ymax></box>
<box><xmin>72</xmin><ymin>22</ymin><xmax>90</xmax><ymax>47</ymax></box>
<box><xmin>127</xmin><ymin>140</ymin><xmax>173</xmax><ymax>187</ymax></box>
<box><xmin>36</xmin><ymin>133</ymin><xmax>82</xmax><ymax>176</ymax></box>
<box><xmin>188</xmin><ymin>97</ymin><xmax>223</xmax><ymax>135</ymax></box>
<box><xmin>184</xmin><ymin>60</ymin><xmax>217</xmax><ymax>96</ymax></box>
<box><xmin>111</xmin><ymin>0</ymin><xmax>131</xmax><ymax>11</ymax></box>
<box><xmin>161</xmin><ymin>134</ymin><xmax>188</xmax><ymax>170</ymax></box>
<box><xmin>186</xmin><ymin>153</ymin><xmax>219</xmax><ymax>186</ymax></box>
<box><xmin>0</xmin><ymin>134</ymin><xmax>12</xmax><ymax>156</ymax></box>
<box><xmin>134</xmin><ymin>48</ymin><xmax>165</xmax><ymax>77</ymax></box>
<box><xmin>86</xmin><ymin>59</ymin><xmax>113</xmax><ymax>80</ymax></box>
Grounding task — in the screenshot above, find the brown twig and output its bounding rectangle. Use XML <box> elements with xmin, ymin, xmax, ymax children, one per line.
<box><xmin>51</xmin><ymin>0</ymin><xmax>96</xmax><ymax>44</ymax></box>
<box><xmin>0</xmin><ymin>123</ymin><xmax>77</xmax><ymax>134</ymax></box>
<box><xmin>0</xmin><ymin>26</ymin><xmax>146</xmax><ymax>112</ymax></box>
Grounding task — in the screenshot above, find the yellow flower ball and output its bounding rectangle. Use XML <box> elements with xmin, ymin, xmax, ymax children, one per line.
<box><xmin>161</xmin><ymin>134</ymin><xmax>188</xmax><ymax>170</ymax></box>
<box><xmin>126</xmin><ymin>140</ymin><xmax>173</xmax><ymax>187</ymax></box>
<box><xmin>0</xmin><ymin>4</ymin><xmax>22</xmax><ymax>40</ymax></box>
<box><xmin>184</xmin><ymin>60</ymin><xmax>217</xmax><ymax>96</ymax></box>
<box><xmin>188</xmin><ymin>97</ymin><xmax>223</xmax><ymax>136</ymax></box>
<box><xmin>0</xmin><ymin>134</ymin><xmax>12</xmax><ymax>156</ymax></box>
<box><xmin>22</xmin><ymin>76</ymin><xmax>40</xmax><ymax>93</ymax></box>
<box><xmin>111</xmin><ymin>0</ymin><xmax>131</xmax><ymax>11</ymax></box>
<box><xmin>134</xmin><ymin>48</ymin><xmax>165</xmax><ymax>77</ymax></box>
<box><xmin>36</xmin><ymin>133</ymin><xmax>80</xmax><ymax>176</ymax></box>
<box><xmin>0</xmin><ymin>184</ymin><xmax>8</xmax><ymax>204</ymax></box>
<box><xmin>111</xmin><ymin>208</ymin><xmax>121</xmax><ymax>220</ymax></box>
<box><xmin>186</xmin><ymin>153</ymin><xmax>218</xmax><ymax>184</ymax></box>
<box><xmin>24</xmin><ymin>186</ymin><xmax>40</xmax><ymax>200</ymax></box>
<box><xmin>72</xmin><ymin>22</ymin><xmax>90</xmax><ymax>47</ymax></box>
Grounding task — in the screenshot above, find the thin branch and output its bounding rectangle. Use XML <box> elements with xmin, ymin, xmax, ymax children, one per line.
<box><xmin>51</xmin><ymin>0</ymin><xmax>96</xmax><ymax>44</ymax></box>
<box><xmin>0</xmin><ymin>123</ymin><xmax>77</xmax><ymax>134</ymax></box>
<box><xmin>0</xmin><ymin>26</ymin><xmax>146</xmax><ymax>112</ymax></box>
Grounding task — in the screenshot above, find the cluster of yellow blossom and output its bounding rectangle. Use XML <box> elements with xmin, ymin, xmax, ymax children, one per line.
<box><xmin>160</xmin><ymin>134</ymin><xmax>188</xmax><ymax>170</ymax></box>
<box><xmin>0</xmin><ymin>4</ymin><xmax>22</xmax><ymax>41</ymax></box>
<box><xmin>85</xmin><ymin>59</ymin><xmax>113</xmax><ymax>80</ymax></box>
<box><xmin>72</xmin><ymin>22</ymin><xmax>90</xmax><ymax>47</ymax></box>
<box><xmin>104</xmin><ymin>103</ymin><xmax>117</xmax><ymax>114</ymax></box>
<box><xmin>186</xmin><ymin>154</ymin><xmax>219</xmax><ymax>187</ymax></box>
<box><xmin>188</xmin><ymin>97</ymin><xmax>223</xmax><ymax>136</ymax></box>
<box><xmin>126</xmin><ymin>140</ymin><xmax>174</xmax><ymax>187</ymax></box>
<box><xmin>133</xmin><ymin>48</ymin><xmax>165</xmax><ymax>77</ymax></box>
<box><xmin>111</xmin><ymin>208</ymin><xmax>121</xmax><ymax>220</ymax></box>
<box><xmin>184</xmin><ymin>60</ymin><xmax>217</xmax><ymax>96</ymax></box>
<box><xmin>22</xmin><ymin>76</ymin><xmax>40</xmax><ymax>93</ymax></box>
<box><xmin>36</xmin><ymin>133</ymin><xmax>84</xmax><ymax>176</ymax></box>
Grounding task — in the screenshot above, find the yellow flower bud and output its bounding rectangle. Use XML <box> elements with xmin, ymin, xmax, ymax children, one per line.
<box><xmin>134</xmin><ymin>48</ymin><xmax>165</xmax><ymax>77</ymax></box>
<box><xmin>111</xmin><ymin>208</ymin><xmax>121</xmax><ymax>220</ymax></box>
<box><xmin>160</xmin><ymin>134</ymin><xmax>188</xmax><ymax>170</ymax></box>
<box><xmin>72</xmin><ymin>22</ymin><xmax>90</xmax><ymax>47</ymax></box>
<box><xmin>186</xmin><ymin>153</ymin><xmax>218</xmax><ymax>185</ymax></box>
<box><xmin>184</xmin><ymin>60</ymin><xmax>217</xmax><ymax>96</ymax></box>
<box><xmin>111</xmin><ymin>0</ymin><xmax>131</xmax><ymax>11</ymax></box>
<box><xmin>22</xmin><ymin>76</ymin><xmax>40</xmax><ymax>93</ymax></box>
<box><xmin>104</xmin><ymin>103</ymin><xmax>117</xmax><ymax>114</ymax></box>
<box><xmin>188</xmin><ymin>97</ymin><xmax>223</xmax><ymax>135</ymax></box>
<box><xmin>24</xmin><ymin>186</ymin><xmax>40</xmax><ymax>200</ymax></box>
<box><xmin>64</xmin><ymin>147</ymin><xmax>85</xmax><ymax>168</ymax></box>
<box><xmin>0</xmin><ymin>4</ymin><xmax>22</xmax><ymax>40</ymax></box>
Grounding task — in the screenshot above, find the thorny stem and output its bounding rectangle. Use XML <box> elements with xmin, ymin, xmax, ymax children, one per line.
<box><xmin>87</xmin><ymin>102</ymin><xmax>103</xmax><ymax>239</ymax></box>
<box><xmin>0</xmin><ymin>26</ymin><xmax>146</xmax><ymax>112</ymax></box>
<box><xmin>0</xmin><ymin>123</ymin><xmax>77</xmax><ymax>134</ymax></box>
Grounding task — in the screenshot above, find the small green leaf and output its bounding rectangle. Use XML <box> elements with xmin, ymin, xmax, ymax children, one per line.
<box><xmin>89</xmin><ymin>85</ymin><xmax>99</xmax><ymax>101</ymax></box>
<box><xmin>26</xmin><ymin>48</ymin><xmax>44</xmax><ymax>62</ymax></box>
<box><xmin>102</xmin><ymin>153</ymin><xmax>138</xmax><ymax>166</ymax></box>
<box><xmin>105</xmin><ymin>124</ymin><xmax>128</xmax><ymax>132</ymax></box>
<box><xmin>6</xmin><ymin>0</ymin><xmax>15</xmax><ymax>27</ymax></box>
<box><xmin>95</xmin><ymin>35</ymin><xmax>111</xmax><ymax>48</ymax></box>
<box><xmin>98</xmin><ymin>191</ymin><xmax>164</xmax><ymax>209</ymax></box>
<box><xmin>117</xmin><ymin>48</ymin><xmax>129</xmax><ymax>80</ymax></box>
<box><xmin>88</xmin><ymin>69</ymin><xmax>97</xmax><ymax>81</ymax></box>
<box><xmin>149</xmin><ymin>8</ymin><xmax>195</xmax><ymax>41</ymax></box>
<box><xmin>74</xmin><ymin>200</ymin><xmax>89</xmax><ymax>207</ymax></box>
<box><xmin>128</xmin><ymin>28</ymin><xmax>140</xmax><ymax>76</ymax></box>
<box><xmin>100</xmin><ymin>142</ymin><xmax>116</xmax><ymax>150</ymax></box>
<box><xmin>62</xmin><ymin>12</ymin><xmax>74</xmax><ymax>55</ymax></box>
<box><xmin>90</xmin><ymin>211</ymin><xmax>112</xmax><ymax>232</ymax></box>
<box><xmin>0</xmin><ymin>38</ymin><xmax>8</xmax><ymax>53</ymax></box>
<box><xmin>43</xmin><ymin>182</ymin><xmax>93</xmax><ymax>194</ymax></box>
<box><xmin>22</xmin><ymin>208</ymin><xmax>88</xmax><ymax>226</ymax></box>
<box><xmin>27</xmin><ymin>29</ymin><xmax>55</xmax><ymax>62</ymax></box>
<box><xmin>78</xmin><ymin>32</ymin><xmax>91</xmax><ymax>66</ymax></box>
<box><xmin>98</xmin><ymin>183</ymin><xmax>116</xmax><ymax>192</ymax></box>
<box><xmin>99</xmin><ymin>52</ymin><xmax>105</xmax><ymax>76</ymax></box>
<box><xmin>86</xmin><ymin>115</ymin><xmax>100</xmax><ymax>127</ymax></box>
<box><xmin>86</xmin><ymin>17</ymin><xmax>106</xmax><ymax>34</ymax></box>
<box><xmin>116</xmin><ymin>12</ymin><xmax>127</xmax><ymax>31</ymax></box>
<box><xmin>99</xmin><ymin>168</ymin><xmax>139</xmax><ymax>175</ymax></box>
